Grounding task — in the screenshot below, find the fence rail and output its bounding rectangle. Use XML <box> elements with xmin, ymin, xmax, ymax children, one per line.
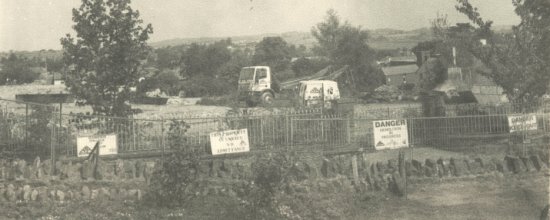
<box><xmin>0</xmin><ymin>99</ymin><xmax>548</xmax><ymax>160</ymax></box>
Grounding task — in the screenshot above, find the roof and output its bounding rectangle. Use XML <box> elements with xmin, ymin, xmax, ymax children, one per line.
<box><xmin>389</xmin><ymin>56</ymin><xmax>416</xmax><ymax>62</ymax></box>
<box><xmin>472</xmin><ymin>93</ymin><xmax>509</xmax><ymax>104</ymax></box>
<box><xmin>381</xmin><ymin>64</ymin><xmax>418</xmax><ymax>76</ymax></box>
<box><xmin>298</xmin><ymin>80</ymin><xmax>337</xmax><ymax>84</ymax></box>
<box><xmin>243</xmin><ymin>66</ymin><xmax>269</xmax><ymax>69</ymax></box>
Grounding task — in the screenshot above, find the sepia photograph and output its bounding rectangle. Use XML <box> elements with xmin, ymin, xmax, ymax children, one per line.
<box><xmin>0</xmin><ymin>0</ymin><xmax>549</xmax><ymax>219</ymax></box>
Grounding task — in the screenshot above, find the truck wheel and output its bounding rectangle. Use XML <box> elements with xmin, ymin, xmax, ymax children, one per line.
<box><xmin>261</xmin><ymin>92</ymin><xmax>274</xmax><ymax>105</ymax></box>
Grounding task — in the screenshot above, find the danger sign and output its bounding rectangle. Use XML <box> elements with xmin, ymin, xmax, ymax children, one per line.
<box><xmin>209</xmin><ymin>129</ymin><xmax>250</xmax><ymax>155</ymax></box>
<box><xmin>373</xmin><ymin>119</ymin><xmax>409</xmax><ymax>150</ymax></box>
<box><xmin>508</xmin><ymin>115</ymin><xmax>537</xmax><ymax>133</ymax></box>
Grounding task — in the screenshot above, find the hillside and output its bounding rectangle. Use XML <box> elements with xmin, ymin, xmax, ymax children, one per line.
<box><xmin>149</xmin><ymin>28</ymin><xmax>435</xmax><ymax>50</ymax></box>
<box><xmin>1</xmin><ymin>26</ymin><xmax>513</xmax><ymax>59</ymax></box>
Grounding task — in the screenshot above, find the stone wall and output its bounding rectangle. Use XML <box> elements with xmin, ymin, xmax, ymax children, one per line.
<box><xmin>0</xmin><ymin>157</ymin><xmax>158</xmax><ymax>183</ymax></box>
<box><xmin>1</xmin><ymin>151</ymin><xmax>547</xmax><ymax>203</ymax></box>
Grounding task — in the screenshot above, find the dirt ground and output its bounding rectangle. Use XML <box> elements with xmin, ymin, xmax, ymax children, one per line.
<box><xmin>352</xmin><ymin>173</ymin><xmax>549</xmax><ymax>220</ymax></box>
<box><xmin>146</xmin><ymin>172</ymin><xmax>550</xmax><ymax>220</ymax></box>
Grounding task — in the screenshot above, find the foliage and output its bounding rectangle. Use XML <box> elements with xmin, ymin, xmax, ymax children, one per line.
<box><xmin>136</xmin><ymin>69</ymin><xmax>181</xmax><ymax>96</ymax></box>
<box><xmin>0</xmin><ymin>53</ymin><xmax>41</xmax><ymax>85</ymax></box>
<box><xmin>147</xmin><ymin>120</ymin><xmax>197</xmax><ymax>208</ymax></box>
<box><xmin>291</xmin><ymin>57</ymin><xmax>330</xmax><ymax>77</ymax></box>
<box><xmin>410</xmin><ymin>41</ymin><xmax>448</xmax><ymax>91</ymax></box>
<box><xmin>153</xmin><ymin>46</ymin><xmax>185</xmax><ymax>70</ymax></box>
<box><xmin>166</xmin><ymin>119</ymin><xmax>190</xmax><ymax>150</ymax></box>
<box><xmin>45</xmin><ymin>58</ymin><xmax>65</xmax><ymax>74</ymax></box>
<box><xmin>247</xmin><ymin>152</ymin><xmax>295</xmax><ymax>208</ymax></box>
<box><xmin>453</xmin><ymin>0</ymin><xmax>550</xmax><ymax>102</ymax></box>
<box><xmin>180</xmin><ymin>39</ymin><xmax>232</xmax><ymax>78</ymax></box>
<box><xmin>61</xmin><ymin>0</ymin><xmax>153</xmax><ymax>116</ymax></box>
<box><xmin>252</xmin><ymin>37</ymin><xmax>292</xmax><ymax>72</ymax></box>
<box><xmin>311</xmin><ymin>9</ymin><xmax>384</xmax><ymax>92</ymax></box>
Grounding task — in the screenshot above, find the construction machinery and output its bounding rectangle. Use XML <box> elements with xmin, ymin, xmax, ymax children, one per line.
<box><xmin>237</xmin><ymin>65</ymin><xmax>348</xmax><ymax>107</ymax></box>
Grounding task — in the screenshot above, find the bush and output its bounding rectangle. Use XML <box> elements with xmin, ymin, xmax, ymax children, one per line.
<box><xmin>398</xmin><ymin>83</ymin><xmax>415</xmax><ymax>91</ymax></box>
<box><xmin>243</xmin><ymin>151</ymin><xmax>296</xmax><ymax>218</ymax></box>
<box><xmin>146</xmin><ymin>150</ymin><xmax>200</xmax><ymax>208</ymax></box>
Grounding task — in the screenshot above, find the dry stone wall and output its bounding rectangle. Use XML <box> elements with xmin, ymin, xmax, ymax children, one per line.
<box><xmin>0</xmin><ymin>151</ymin><xmax>548</xmax><ymax>204</ymax></box>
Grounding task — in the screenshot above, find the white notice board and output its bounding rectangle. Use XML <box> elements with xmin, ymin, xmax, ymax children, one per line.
<box><xmin>507</xmin><ymin>115</ymin><xmax>537</xmax><ymax>133</ymax></box>
<box><xmin>209</xmin><ymin>129</ymin><xmax>250</xmax><ymax>155</ymax></box>
<box><xmin>77</xmin><ymin>134</ymin><xmax>118</xmax><ymax>157</ymax></box>
<box><xmin>373</xmin><ymin>119</ymin><xmax>409</xmax><ymax>150</ymax></box>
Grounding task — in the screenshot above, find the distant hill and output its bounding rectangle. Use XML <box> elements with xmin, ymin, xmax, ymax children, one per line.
<box><xmin>150</xmin><ymin>28</ymin><xmax>435</xmax><ymax>51</ymax></box>
<box><xmin>2</xmin><ymin>26</ymin><xmax>513</xmax><ymax>57</ymax></box>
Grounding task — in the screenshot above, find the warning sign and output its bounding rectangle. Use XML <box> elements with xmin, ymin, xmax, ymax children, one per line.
<box><xmin>209</xmin><ymin>129</ymin><xmax>250</xmax><ymax>155</ymax></box>
<box><xmin>77</xmin><ymin>134</ymin><xmax>117</xmax><ymax>157</ymax></box>
<box><xmin>373</xmin><ymin>119</ymin><xmax>409</xmax><ymax>150</ymax></box>
<box><xmin>508</xmin><ymin>115</ymin><xmax>537</xmax><ymax>133</ymax></box>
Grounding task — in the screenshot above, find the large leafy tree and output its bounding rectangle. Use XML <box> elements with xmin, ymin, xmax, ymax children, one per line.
<box><xmin>454</xmin><ymin>0</ymin><xmax>550</xmax><ymax>102</ymax></box>
<box><xmin>61</xmin><ymin>0</ymin><xmax>153</xmax><ymax>116</ymax></box>
<box><xmin>311</xmin><ymin>9</ymin><xmax>384</xmax><ymax>92</ymax></box>
<box><xmin>180</xmin><ymin>39</ymin><xmax>232</xmax><ymax>78</ymax></box>
<box><xmin>252</xmin><ymin>37</ymin><xmax>292</xmax><ymax>72</ymax></box>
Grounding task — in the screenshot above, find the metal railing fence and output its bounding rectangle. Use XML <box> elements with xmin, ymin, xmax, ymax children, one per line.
<box><xmin>0</xmin><ymin>98</ymin><xmax>547</xmax><ymax>160</ymax></box>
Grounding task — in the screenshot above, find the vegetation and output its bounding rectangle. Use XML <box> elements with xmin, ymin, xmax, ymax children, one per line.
<box><xmin>252</xmin><ymin>37</ymin><xmax>292</xmax><ymax>72</ymax></box>
<box><xmin>61</xmin><ymin>0</ymin><xmax>153</xmax><ymax>116</ymax></box>
<box><xmin>0</xmin><ymin>53</ymin><xmax>41</xmax><ymax>85</ymax></box>
<box><xmin>452</xmin><ymin>0</ymin><xmax>550</xmax><ymax>102</ymax></box>
<box><xmin>311</xmin><ymin>9</ymin><xmax>385</xmax><ymax>93</ymax></box>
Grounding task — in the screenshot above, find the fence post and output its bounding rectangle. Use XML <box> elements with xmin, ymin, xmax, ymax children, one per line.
<box><xmin>161</xmin><ymin>118</ymin><xmax>165</xmax><ymax>162</ymax></box>
<box><xmin>346</xmin><ymin>115</ymin><xmax>351</xmax><ymax>144</ymax></box>
<box><xmin>25</xmin><ymin>103</ymin><xmax>28</xmax><ymax>150</ymax></box>
<box><xmin>351</xmin><ymin>154</ymin><xmax>359</xmax><ymax>185</ymax></box>
<box><xmin>285</xmin><ymin>115</ymin><xmax>289</xmax><ymax>147</ymax></box>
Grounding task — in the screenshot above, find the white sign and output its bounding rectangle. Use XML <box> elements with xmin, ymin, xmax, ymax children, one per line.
<box><xmin>508</xmin><ymin>115</ymin><xmax>537</xmax><ymax>133</ymax></box>
<box><xmin>77</xmin><ymin>134</ymin><xmax>118</xmax><ymax>157</ymax></box>
<box><xmin>373</xmin><ymin>119</ymin><xmax>409</xmax><ymax>150</ymax></box>
<box><xmin>209</xmin><ymin>129</ymin><xmax>250</xmax><ymax>155</ymax></box>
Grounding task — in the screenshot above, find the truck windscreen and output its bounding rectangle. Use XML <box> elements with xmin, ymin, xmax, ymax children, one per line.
<box><xmin>239</xmin><ymin>68</ymin><xmax>255</xmax><ymax>81</ymax></box>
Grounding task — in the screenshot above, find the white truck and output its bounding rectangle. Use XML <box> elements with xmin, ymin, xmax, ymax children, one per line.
<box><xmin>237</xmin><ymin>66</ymin><xmax>279</xmax><ymax>107</ymax></box>
<box><xmin>237</xmin><ymin>66</ymin><xmax>340</xmax><ymax>108</ymax></box>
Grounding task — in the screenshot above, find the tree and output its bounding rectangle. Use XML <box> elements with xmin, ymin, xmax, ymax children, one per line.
<box><xmin>311</xmin><ymin>9</ymin><xmax>384</xmax><ymax>92</ymax></box>
<box><xmin>252</xmin><ymin>37</ymin><xmax>292</xmax><ymax>72</ymax></box>
<box><xmin>311</xmin><ymin>9</ymin><xmax>340</xmax><ymax>58</ymax></box>
<box><xmin>46</xmin><ymin>58</ymin><xmax>64</xmax><ymax>74</ymax></box>
<box><xmin>454</xmin><ymin>0</ymin><xmax>550</xmax><ymax>102</ymax></box>
<box><xmin>0</xmin><ymin>53</ymin><xmax>40</xmax><ymax>85</ymax></box>
<box><xmin>61</xmin><ymin>0</ymin><xmax>153</xmax><ymax>116</ymax></box>
<box><xmin>180</xmin><ymin>39</ymin><xmax>232</xmax><ymax>78</ymax></box>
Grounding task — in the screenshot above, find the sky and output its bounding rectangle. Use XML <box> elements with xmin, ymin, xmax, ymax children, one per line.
<box><xmin>0</xmin><ymin>0</ymin><xmax>520</xmax><ymax>52</ymax></box>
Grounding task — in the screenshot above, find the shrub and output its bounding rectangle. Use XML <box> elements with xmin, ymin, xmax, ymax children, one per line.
<box><xmin>146</xmin><ymin>150</ymin><xmax>200</xmax><ymax>208</ymax></box>
<box><xmin>245</xmin><ymin>152</ymin><xmax>296</xmax><ymax>212</ymax></box>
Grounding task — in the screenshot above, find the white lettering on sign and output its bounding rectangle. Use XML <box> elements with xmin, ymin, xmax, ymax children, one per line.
<box><xmin>210</xmin><ymin>129</ymin><xmax>250</xmax><ymax>155</ymax></box>
<box><xmin>77</xmin><ymin>134</ymin><xmax>118</xmax><ymax>157</ymax></box>
<box><xmin>373</xmin><ymin>119</ymin><xmax>409</xmax><ymax>150</ymax></box>
<box><xmin>508</xmin><ymin>115</ymin><xmax>537</xmax><ymax>133</ymax></box>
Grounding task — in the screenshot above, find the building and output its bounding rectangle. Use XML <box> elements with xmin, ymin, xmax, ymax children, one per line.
<box><xmin>427</xmin><ymin>58</ymin><xmax>508</xmax><ymax>104</ymax></box>
<box><xmin>381</xmin><ymin>64</ymin><xmax>419</xmax><ymax>87</ymax></box>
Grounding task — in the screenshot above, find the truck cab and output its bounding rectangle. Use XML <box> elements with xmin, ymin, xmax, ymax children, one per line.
<box><xmin>238</xmin><ymin>66</ymin><xmax>278</xmax><ymax>107</ymax></box>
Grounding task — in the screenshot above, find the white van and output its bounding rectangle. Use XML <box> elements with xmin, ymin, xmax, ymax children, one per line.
<box><xmin>298</xmin><ymin>80</ymin><xmax>340</xmax><ymax>108</ymax></box>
